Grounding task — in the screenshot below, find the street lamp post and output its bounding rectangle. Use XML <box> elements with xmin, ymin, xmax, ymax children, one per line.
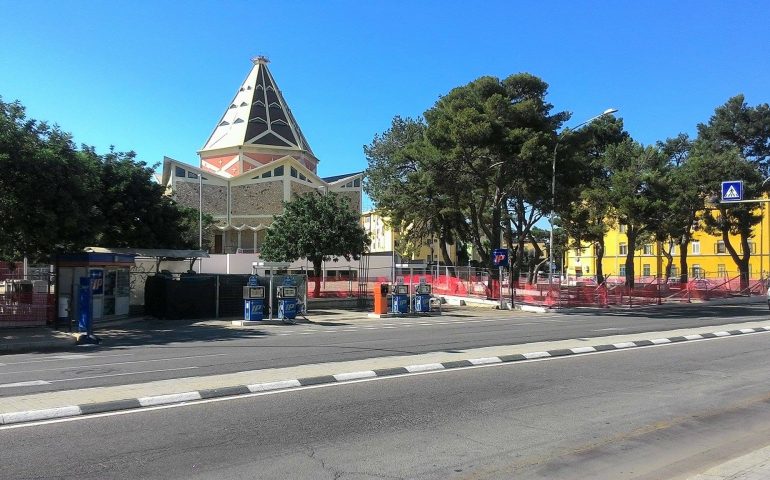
<box><xmin>549</xmin><ymin>108</ymin><xmax>618</xmax><ymax>298</ymax></box>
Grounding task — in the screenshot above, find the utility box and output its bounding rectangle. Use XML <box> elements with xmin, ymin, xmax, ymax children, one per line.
<box><xmin>373</xmin><ymin>283</ymin><xmax>390</xmax><ymax>315</ymax></box>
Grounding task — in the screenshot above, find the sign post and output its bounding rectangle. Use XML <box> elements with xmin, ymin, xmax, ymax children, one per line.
<box><xmin>492</xmin><ymin>249</ymin><xmax>509</xmax><ymax>310</ymax></box>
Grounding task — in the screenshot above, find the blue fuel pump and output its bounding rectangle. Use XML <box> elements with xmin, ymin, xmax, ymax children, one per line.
<box><xmin>413</xmin><ymin>283</ymin><xmax>432</xmax><ymax>313</ymax></box>
<box><xmin>391</xmin><ymin>283</ymin><xmax>409</xmax><ymax>314</ymax></box>
<box><xmin>277</xmin><ymin>282</ymin><xmax>298</xmax><ymax>322</ymax></box>
<box><xmin>243</xmin><ymin>275</ymin><xmax>265</xmax><ymax>321</ymax></box>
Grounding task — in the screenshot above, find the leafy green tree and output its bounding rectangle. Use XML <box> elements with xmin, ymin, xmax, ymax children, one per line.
<box><xmin>559</xmin><ymin>116</ymin><xmax>629</xmax><ymax>283</ymax></box>
<box><xmin>696</xmin><ymin>95</ymin><xmax>770</xmax><ymax>175</ymax></box>
<box><xmin>260</xmin><ymin>192</ymin><xmax>369</xmax><ymax>297</ymax></box>
<box><xmin>175</xmin><ymin>206</ymin><xmax>215</xmax><ymax>251</ymax></box>
<box><xmin>654</xmin><ymin>134</ymin><xmax>702</xmax><ymax>283</ymax></box>
<box><xmin>0</xmin><ymin>98</ymin><xmax>101</xmax><ymax>261</ymax></box>
<box><xmin>689</xmin><ymin>146</ymin><xmax>763</xmax><ymax>289</ymax></box>
<box><xmin>364</xmin><ymin>117</ymin><xmax>464</xmax><ymax>267</ymax></box>
<box><xmin>604</xmin><ymin>139</ymin><xmax>670</xmax><ymax>287</ymax></box>
<box><xmin>692</xmin><ymin>95</ymin><xmax>770</xmax><ymax>288</ymax></box>
<box><xmin>422</xmin><ymin>74</ymin><xmax>566</xmax><ymax>277</ymax></box>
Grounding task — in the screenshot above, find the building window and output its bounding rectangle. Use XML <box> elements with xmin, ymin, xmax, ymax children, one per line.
<box><xmin>619</xmin><ymin>243</ymin><xmax>628</xmax><ymax>255</ymax></box>
<box><xmin>643</xmin><ymin>264</ymin><xmax>651</xmax><ymax>276</ymax></box>
<box><xmin>670</xmin><ymin>244</ymin><xmax>676</xmax><ymax>256</ymax></box>
<box><xmin>187</xmin><ymin>171</ymin><xmax>198</xmax><ymax>179</ymax></box>
<box><xmin>274</xmin><ymin>166</ymin><xmax>284</xmax><ymax>176</ymax></box>
<box><xmin>299</xmin><ymin>173</ymin><xmax>307</xmax><ymax>181</ymax></box>
<box><xmin>354</xmin><ymin>178</ymin><xmax>361</xmax><ymax>187</ymax></box>
<box><xmin>290</xmin><ymin>167</ymin><xmax>297</xmax><ymax>178</ymax></box>
<box><xmin>741</xmin><ymin>243</ymin><xmax>756</xmax><ymax>254</ymax></box>
<box><xmin>261</xmin><ymin>171</ymin><xmax>272</xmax><ymax>178</ymax></box>
<box><xmin>619</xmin><ymin>224</ymin><xmax>627</xmax><ymax>233</ymax></box>
<box><xmin>692</xmin><ymin>264</ymin><xmax>702</xmax><ymax>278</ymax></box>
<box><xmin>643</xmin><ymin>244</ymin><xmax>653</xmax><ymax>255</ymax></box>
<box><xmin>691</xmin><ymin>241</ymin><xmax>700</xmax><ymax>254</ymax></box>
<box><xmin>717</xmin><ymin>264</ymin><xmax>727</xmax><ymax>277</ymax></box>
<box><xmin>175</xmin><ymin>166</ymin><xmax>186</xmax><ymax>177</ymax></box>
<box><xmin>670</xmin><ymin>265</ymin><xmax>678</xmax><ymax>278</ymax></box>
<box><xmin>619</xmin><ymin>265</ymin><xmax>626</xmax><ymax>276</ymax></box>
<box><xmin>716</xmin><ymin>241</ymin><xmax>726</xmax><ymax>254</ymax></box>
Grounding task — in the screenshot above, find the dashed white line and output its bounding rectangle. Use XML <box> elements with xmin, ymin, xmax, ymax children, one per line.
<box><xmin>0</xmin><ymin>380</ymin><xmax>51</xmax><ymax>388</ymax></box>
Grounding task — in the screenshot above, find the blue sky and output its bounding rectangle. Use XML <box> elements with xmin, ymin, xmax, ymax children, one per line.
<box><xmin>2</xmin><ymin>1</ymin><xmax>768</xmax><ymax>209</ymax></box>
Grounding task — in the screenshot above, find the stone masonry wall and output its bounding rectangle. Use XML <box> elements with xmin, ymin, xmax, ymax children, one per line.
<box><xmin>231</xmin><ymin>180</ymin><xmax>284</xmax><ymax>216</ymax></box>
<box><xmin>290</xmin><ymin>182</ymin><xmax>317</xmax><ymax>199</ymax></box>
<box><xmin>174</xmin><ymin>182</ymin><xmax>228</xmax><ymax>215</ymax></box>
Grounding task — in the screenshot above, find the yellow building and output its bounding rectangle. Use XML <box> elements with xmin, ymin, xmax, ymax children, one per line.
<box><xmin>565</xmin><ymin>211</ymin><xmax>770</xmax><ymax>281</ymax></box>
<box><xmin>361</xmin><ymin>211</ymin><xmax>459</xmax><ymax>265</ymax></box>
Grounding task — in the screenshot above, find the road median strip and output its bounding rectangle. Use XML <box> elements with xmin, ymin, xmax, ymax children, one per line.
<box><xmin>2</xmin><ymin>324</ymin><xmax>770</xmax><ymax>426</ymax></box>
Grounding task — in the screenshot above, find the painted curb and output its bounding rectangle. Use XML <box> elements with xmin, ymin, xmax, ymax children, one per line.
<box><xmin>2</xmin><ymin>325</ymin><xmax>769</xmax><ymax>426</ymax></box>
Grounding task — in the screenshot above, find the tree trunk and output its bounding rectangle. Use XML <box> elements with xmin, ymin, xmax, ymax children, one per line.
<box><xmin>625</xmin><ymin>231</ymin><xmax>637</xmax><ymax>288</ymax></box>
<box><xmin>594</xmin><ymin>239</ymin><xmax>605</xmax><ymax>284</ymax></box>
<box><xmin>722</xmin><ymin>228</ymin><xmax>751</xmax><ymax>292</ymax></box>
<box><xmin>679</xmin><ymin>236</ymin><xmax>690</xmax><ymax>285</ymax></box>
<box><xmin>312</xmin><ymin>258</ymin><xmax>323</xmax><ymax>298</ymax></box>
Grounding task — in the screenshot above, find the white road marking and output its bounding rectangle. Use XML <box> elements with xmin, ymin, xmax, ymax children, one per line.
<box><xmin>612</xmin><ymin>342</ymin><xmax>636</xmax><ymax>349</ymax></box>
<box><xmin>684</xmin><ymin>334</ymin><xmax>703</xmax><ymax>340</ymax></box>
<box><xmin>740</xmin><ymin>328</ymin><xmax>756</xmax><ymax>333</ymax></box>
<box><xmin>0</xmin><ymin>380</ymin><xmax>51</xmax><ymax>388</ymax></box>
<box><xmin>595</xmin><ymin>328</ymin><xmax>624</xmax><ymax>331</ymax></box>
<box><xmin>333</xmin><ymin>371</ymin><xmax>377</xmax><ymax>381</ymax></box>
<box><xmin>47</xmin><ymin>366</ymin><xmax>199</xmax><ymax>382</ymax></box>
<box><xmin>1</xmin><ymin>353</ymin><xmax>133</xmax><ymax>366</ymax></box>
<box><xmin>651</xmin><ymin>338</ymin><xmax>672</xmax><ymax>344</ymax></box>
<box><xmin>714</xmin><ymin>331</ymin><xmax>731</xmax><ymax>337</ymax></box>
<box><xmin>0</xmin><ymin>353</ymin><xmax>227</xmax><ymax>376</ymax></box>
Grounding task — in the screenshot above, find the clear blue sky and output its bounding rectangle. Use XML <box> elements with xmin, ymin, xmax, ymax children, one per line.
<box><xmin>2</xmin><ymin>1</ymin><xmax>768</xmax><ymax>209</ymax></box>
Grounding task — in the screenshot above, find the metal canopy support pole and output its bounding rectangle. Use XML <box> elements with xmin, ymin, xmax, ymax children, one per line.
<box><xmin>269</xmin><ymin>274</ymin><xmax>274</xmax><ymax>321</ymax></box>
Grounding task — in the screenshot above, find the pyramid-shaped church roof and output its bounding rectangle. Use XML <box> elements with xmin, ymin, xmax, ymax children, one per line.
<box><xmin>200</xmin><ymin>56</ymin><xmax>315</xmax><ymax>159</ymax></box>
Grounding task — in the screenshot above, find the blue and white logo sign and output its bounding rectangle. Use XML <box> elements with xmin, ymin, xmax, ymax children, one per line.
<box><xmin>492</xmin><ymin>248</ymin><xmax>509</xmax><ymax>267</ymax></box>
<box><xmin>721</xmin><ymin>180</ymin><xmax>743</xmax><ymax>202</ymax></box>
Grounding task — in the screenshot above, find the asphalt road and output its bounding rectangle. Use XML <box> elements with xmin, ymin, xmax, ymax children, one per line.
<box><xmin>0</xmin><ymin>301</ymin><xmax>768</xmax><ymax>397</ymax></box>
<box><xmin>3</xmin><ymin>330</ymin><xmax>770</xmax><ymax>479</ymax></box>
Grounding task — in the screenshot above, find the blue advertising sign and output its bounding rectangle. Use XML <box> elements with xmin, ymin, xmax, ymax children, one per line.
<box><xmin>721</xmin><ymin>181</ymin><xmax>743</xmax><ymax>202</ymax></box>
<box><xmin>78</xmin><ymin>276</ymin><xmax>92</xmax><ymax>334</ymax></box>
<box><xmin>89</xmin><ymin>269</ymin><xmax>104</xmax><ymax>295</ymax></box>
<box><xmin>492</xmin><ymin>248</ymin><xmax>509</xmax><ymax>267</ymax></box>
<box><xmin>247</xmin><ymin>275</ymin><xmax>259</xmax><ymax>287</ymax></box>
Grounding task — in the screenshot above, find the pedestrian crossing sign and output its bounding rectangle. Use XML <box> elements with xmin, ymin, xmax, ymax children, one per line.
<box><xmin>721</xmin><ymin>181</ymin><xmax>743</xmax><ymax>202</ymax></box>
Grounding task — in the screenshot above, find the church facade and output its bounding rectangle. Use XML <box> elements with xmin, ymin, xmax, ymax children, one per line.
<box><xmin>161</xmin><ymin>57</ymin><xmax>362</xmax><ymax>254</ymax></box>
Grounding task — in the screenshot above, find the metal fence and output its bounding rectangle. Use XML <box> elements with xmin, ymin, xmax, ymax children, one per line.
<box><xmin>0</xmin><ymin>262</ymin><xmax>55</xmax><ymax>328</ymax></box>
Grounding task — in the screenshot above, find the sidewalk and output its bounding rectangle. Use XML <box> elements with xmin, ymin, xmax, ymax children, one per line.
<box><xmin>0</xmin><ymin>326</ymin><xmax>75</xmax><ymax>354</ymax></box>
<box><xmin>687</xmin><ymin>444</ymin><xmax>770</xmax><ymax>479</ymax></box>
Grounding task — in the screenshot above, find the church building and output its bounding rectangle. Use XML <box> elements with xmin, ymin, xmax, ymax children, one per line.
<box><xmin>161</xmin><ymin>57</ymin><xmax>362</xmax><ymax>254</ymax></box>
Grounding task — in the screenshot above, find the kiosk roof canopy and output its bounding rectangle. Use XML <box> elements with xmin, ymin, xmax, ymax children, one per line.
<box><xmin>84</xmin><ymin>247</ymin><xmax>210</xmax><ymax>260</ymax></box>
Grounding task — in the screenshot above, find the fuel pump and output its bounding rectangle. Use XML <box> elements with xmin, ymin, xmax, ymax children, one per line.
<box><xmin>243</xmin><ymin>274</ymin><xmax>265</xmax><ymax>321</ymax></box>
<box><xmin>391</xmin><ymin>282</ymin><xmax>409</xmax><ymax>314</ymax></box>
<box><xmin>413</xmin><ymin>282</ymin><xmax>432</xmax><ymax>313</ymax></box>
<box><xmin>277</xmin><ymin>280</ymin><xmax>298</xmax><ymax>321</ymax></box>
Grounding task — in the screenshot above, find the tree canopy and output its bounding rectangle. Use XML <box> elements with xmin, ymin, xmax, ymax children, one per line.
<box><xmin>260</xmin><ymin>192</ymin><xmax>369</xmax><ymax>297</ymax></box>
<box><xmin>0</xmin><ymin>97</ymin><xmax>207</xmax><ymax>262</ymax></box>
